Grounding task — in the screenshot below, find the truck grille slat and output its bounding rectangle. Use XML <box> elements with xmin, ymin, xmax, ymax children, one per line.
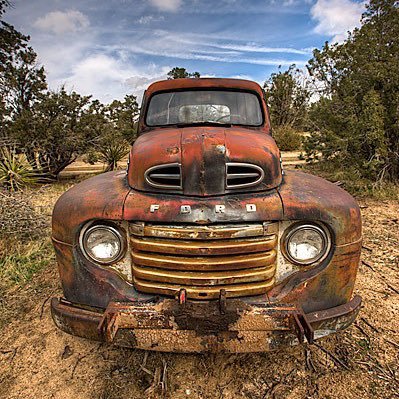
<box><xmin>131</xmin><ymin>223</ymin><xmax>278</xmax><ymax>300</ymax></box>
<box><xmin>133</xmin><ymin>277</ymin><xmax>276</xmax><ymax>300</ymax></box>
<box><xmin>133</xmin><ymin>264</ymin><xmax>276</xmax><ymax>285</ymax></box>
<box><xmin>132</xmin><ymin>250</ymin><xmax>276</xmax><ymax>271</ymax></box>
<box><xmin>131</xmin><ymin>236</ymin><xmax>277</xmax><ymax>256</ymax></box>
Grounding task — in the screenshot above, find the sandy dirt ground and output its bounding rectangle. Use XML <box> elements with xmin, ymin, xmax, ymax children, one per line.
<box><xmin>0</xmin><ymin>195</ymin><xmax>398</xmax><ymax>399</ymax></box>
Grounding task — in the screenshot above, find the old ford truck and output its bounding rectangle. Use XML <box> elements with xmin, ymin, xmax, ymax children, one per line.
<box><xmin>51</xmin><ymin>78</ymin><xmax>362</xmax><ymax>352</ymax></box>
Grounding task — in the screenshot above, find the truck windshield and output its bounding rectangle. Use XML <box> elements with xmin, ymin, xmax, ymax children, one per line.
<box><xmin>146</xmin><ymin>90</ymin><xmax>263</xmax><ymax>127</ymax></box>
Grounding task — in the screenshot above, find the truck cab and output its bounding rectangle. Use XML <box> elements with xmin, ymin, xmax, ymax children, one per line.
<box><xmin>51</xmin><ymin>78</ymin><xmax>362</xmax><ymax>352</ymax></box>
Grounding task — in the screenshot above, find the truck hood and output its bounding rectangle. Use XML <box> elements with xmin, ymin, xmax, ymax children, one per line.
<box><xmin>127</xmin><ymin>127</ymin><xmax>282</xmax><ymax>196</ymax></box>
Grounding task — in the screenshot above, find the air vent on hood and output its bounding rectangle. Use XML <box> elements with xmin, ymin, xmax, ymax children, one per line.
<box><xmin>226</xmin><ymin>163</ymin><xmax>264</xmax><ymax>189</ymax></box>
<box><xmin>144</xmin><ymin>163</ymin><xmax>182</xmax><ymax>190</ymax></box>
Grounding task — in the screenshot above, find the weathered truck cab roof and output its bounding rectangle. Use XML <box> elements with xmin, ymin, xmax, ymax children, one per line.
<box><xmin>138</xmin><ymin>78</ymin><xmax>271</xmax><ymax>134</ymax></box>
<box><xmin>128</xmin><ymin>78</ymin><xmax>281</xmax><ymax>196</ymax></box>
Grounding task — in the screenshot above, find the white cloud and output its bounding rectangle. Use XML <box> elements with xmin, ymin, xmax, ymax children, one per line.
<box><xmin>60</xmin><ymin>54</ymin><xmax>169</xmax><ymax>103</ymax></box>
<box><xmin>149</xmin><ymin>0</ymin><xmax>182</xmax><ymax>12</ymax></box>
<box><xmin>34</xmin><ymin>9</ymin><xmax>89</xmax><ymax>35</ymax></box>
<box><xmin>138</xmin><ymin>15</ymin><xmax>165</xmax><ymax>24</ymax></box>
<box><xmin>311</xmin><ymin>0</ymin><xmax>365</xmax><ymax>43</ymax></box>
<box><xmin>210</xmin><ymin>42</ymin><xmax>312</xmax><ymax>55</ymax></box>
<box><xmin>118</xmin><ymin>44</ymin><xmax>306</xmax><ymax>66</ymax></box>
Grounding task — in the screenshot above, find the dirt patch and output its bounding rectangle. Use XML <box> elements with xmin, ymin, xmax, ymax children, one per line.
<box><xmin>0</xmin><ymin>198</ymin><xmax>398</xmax><ymax>399</ymax></box>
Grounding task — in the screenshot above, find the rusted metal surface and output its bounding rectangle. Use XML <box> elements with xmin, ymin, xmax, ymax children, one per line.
<box><xmin>51</xmin><ymin>169</ymin><xmax>361</xmax><ymax>312</ymax></box>
<box><xmin>131</xmin><ymin>221</ymin><xmax>278</xmax><ymax>239</ymax></box>
<box><xmin>51</xmin><ymin>78</ymin><xmax>362</xmax><ymax>351</ymax></box>
<box><xmin>127</xmin><ymin>127</ymin><xmax>282</xmax><ymax>196</ymax></box>
<box><xmin>131</xmin><ymin>222</ymin><xmax>278</xmax><ymax>299</ymax></box>
<box><xmin>52</xmin><ymin>170</ymin><xmax>130</xmax><ymax>244</ymax></box>
<box><xmin>130</xmin><ymin>236</ymin><xmax>277</xmax><ymax>255</ymax></box>
<box><xmin>278</xmin><ymin>170</ymin><xmax>362</xmax><ymax>245</ymax></box>
<box><xmin>133</xmin><ymin>278</ymin><xmax>276</xmax><ymax>300</ymax></box>
<box><xmin>51</xmin><ymin>295</ymin><xmax>361</xmax><ymax>353</ymax></box>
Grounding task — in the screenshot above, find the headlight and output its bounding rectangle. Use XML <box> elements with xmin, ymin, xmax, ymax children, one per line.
<box><xmin>80</xmin><ymin>224</ymin><xmax>125</xmax><ymax>264</ymax></box>
<box><xmin>283</xmin><ymin>223</ymin><xmax>331</xmax><ymax>265</ymax></box>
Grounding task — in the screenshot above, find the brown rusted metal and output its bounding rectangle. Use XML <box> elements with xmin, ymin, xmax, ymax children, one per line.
<box><xmin>51</xmin><ymin>78</ymin><xmax>362</xmax><ymax>352</ymax></box>
<box><xmin>131</xmin><ymin>235</ymin><xmax>277</xmax><ymax>255</ymax></box>
<box><xmin>130</xmin><ymin>220</ymin><xmax>277</xmax><ymax>239</ymax></box>
<box><xmin>51</xmin><ymin>295</ymin><xmax>361</xmax><ymax>353</ymax></box>
<box><xmin>131</xmin><ymin>251</ymin><xmax>277</xmax><ymax>270</ymax></box>
<box><xmin>133</xmin><ymin>277</ymin><xmax>276</xmax><ymax>300</ymax></box>
<box><xmin>131</xmin><ymin>222</ymin><xmax>278</xmax><ymax>299</ymax></box>
<box><xmin>127</xmin><ymin>127</ymin><xmax>282</xmax><ymax>196</ymax></box>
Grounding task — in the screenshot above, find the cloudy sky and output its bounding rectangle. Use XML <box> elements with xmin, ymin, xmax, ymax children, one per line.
<box><xmin>5</xmin><ymin>0</ymin><xmax>365</xmax><ymax>103</ymax></box>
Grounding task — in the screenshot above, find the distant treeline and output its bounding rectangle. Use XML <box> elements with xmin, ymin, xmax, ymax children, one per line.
<box><xmin>1</xmin><ymin>0</ymin><xmax>398</xmax><ymax>190</ymax></box>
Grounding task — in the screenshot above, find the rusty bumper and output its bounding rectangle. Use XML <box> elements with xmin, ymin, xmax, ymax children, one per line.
<box><xmin>51</xmin><ymin>295</ymin><xmax>361</xmax><ymax>353</ymax></box>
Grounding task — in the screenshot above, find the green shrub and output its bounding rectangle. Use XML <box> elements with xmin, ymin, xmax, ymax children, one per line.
<box><xmin>0</xmin><ymin>147</ymin><xmax>37</xmax><ymax>191</ymax></box>
<box><xmin>272</xmin><ymin>125</ymin><xmax>303</xmax><ymax>151</ymax></box>
<box><xmin>97</xmin><ymin>140</ymin><xmax>129</xmax><ymax>172</ymax></box>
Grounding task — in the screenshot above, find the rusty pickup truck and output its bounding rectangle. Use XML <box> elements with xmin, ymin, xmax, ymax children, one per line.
<box><xmin>51</xmin><ymin>78</ymin><xmax>362</xmax><ymax>352</ymax></box>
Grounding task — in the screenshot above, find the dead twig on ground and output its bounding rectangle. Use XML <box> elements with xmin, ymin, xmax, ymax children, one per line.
<box><xmin>385</xmin><ymin>338</ymin><xmax>399</xmax><ymax>349</ymax></box>
<box><xmin>40</xmin><ymin>295</ymin><xmax>52</xmax><ymax>319</ymax></box>
<box><xmin>312</xmin><ymin>342</ymin><xmax>350</xmax><ymax>370</ymax></box>
<box><xmin>386</xmin><ymin>284</ymin><xmax>399</xmax><ymax>294</ymax></box>
<box><xmin>305</xmin><ymin>346</ymin><xmax>316</xmax><ymax>372</ymax></box>
<box><xmin>140</xmin><ymin>352</ymin><xmax>154</xmax><ymax>377</ymax></box>
<box><xmin>360</xmin><ymin>317</ymin><xmax>379</xmax><ymax>333</ymax></box>
<box><xmin>354</xmin><ymin>323</ymin><xmax>370</xmax><ymax>340</ymax></box>
<box><xmin>0</xmin><ymin>347</ymin><xmax>17</xmax><ymax>360</ymax></box>
<box><xmin>70</xmin><ymin>344</ymin><xmax>100</xmax><ymax>379</ymax></box>
<box><xmin>362</xmin><ymin>245</ymin><xmax>373</xmax><ymax>252</ymax></box>
<box><xmin>361</xmin><ymin>260</ymin><xmax>376</xmax><ymax>272</ymax></box>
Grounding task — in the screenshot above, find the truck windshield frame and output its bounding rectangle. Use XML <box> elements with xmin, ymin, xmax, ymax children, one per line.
<box><xmin>145</xmin><ymin>89</ymin><xmax>264</xmax><ymax>128</ymax></box>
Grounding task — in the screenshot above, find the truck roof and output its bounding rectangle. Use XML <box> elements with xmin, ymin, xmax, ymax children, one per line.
<box><xmin>145</xmin><ymin>78</ymin><xmax>264</xmax><ymax>97</ymax></box>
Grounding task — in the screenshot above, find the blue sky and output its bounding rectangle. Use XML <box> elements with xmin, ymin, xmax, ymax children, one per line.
<box><xmin>6</xmin><ymin>0</ymin><xmax>365</xmax><ymax>103</ymax></box>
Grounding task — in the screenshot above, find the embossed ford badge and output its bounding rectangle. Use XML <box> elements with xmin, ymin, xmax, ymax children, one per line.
<box><xmin>149</xmin><ymin>204</ymin><xmax>258</xmax><ymax>214</ymax></box>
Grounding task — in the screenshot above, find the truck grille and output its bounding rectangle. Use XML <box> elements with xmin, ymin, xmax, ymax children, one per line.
<box><xmin>130</xmin><ymin>222</ymin><xmax>278</xmax><ymax>300</ymax></box>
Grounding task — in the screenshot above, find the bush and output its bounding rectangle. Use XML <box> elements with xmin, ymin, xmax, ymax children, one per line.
<box><xmin>0</xmin><ymin>147</ymin><xmax>37</xmax><ymax>191</ymax></box>
<box><xmin>97</xmin><ymin>140</ymin><xmax>129</xmax><ymax>171</ymax></box>
<box><xmin>272</xmin><ymin>125</ymin><xmax>303</xmax><ymax>151</ymax></box>
<box><xmin>0</xmin><ymin>189</ymin><xmax>48</xmax><ymax>238</ymax></box>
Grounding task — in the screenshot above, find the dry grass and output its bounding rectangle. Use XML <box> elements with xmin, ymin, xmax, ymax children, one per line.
<box><xmin>0</xmin><ymin>239</ymin><xmax>53</xmax><ymax>286</ymax></box>
<box><xmin>301</xmin><ymin>162</ymin><xmax>399</xmax><ymax>200</ymax></box>
<box><xmin>0</xmin><ymin>179</ymin><xmax>398</xmax><ymax>399</ymax></box>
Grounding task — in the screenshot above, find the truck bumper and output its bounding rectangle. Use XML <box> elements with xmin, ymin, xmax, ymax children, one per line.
<box><xmin>51</xmin><ymin>295</ymin><xmax>361</xmax><ymax>353</ymax></box>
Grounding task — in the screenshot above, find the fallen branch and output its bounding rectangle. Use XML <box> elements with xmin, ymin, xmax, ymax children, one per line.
<box><xmin>71</xmin><ymin>354</ymin><xmax>88</xmax><ymax>378</ymax></box>
<box><xmin>362</xmin><ymin>245</ymin><xmax>373</xmax><ymax>252</ymax></box>
<box><xmin>361</xmin><ymin>260</ymin><xmax>376</xmax><ymax>272</ymax></box>
<box><xmin>387</xmin><ymin>284</ymin><xmax>399</xmax><ymax>295</ymax></box>
<box><xmin>354</xmin><ymin>323</ymin><xmax>370</xmax><ymax>340</ymax></box>
<box><xmin>40</xmin><ymin>296</ymin><xmax>52</xmax><ymax>319</ymax></box>
<box><xmin>304</xmin><ymin>347</ymin><xmax>316</xmax><ymax>372</ymax></box>
<box><xmin>385</xmin><ymin>338</ymin><xmax>399</xmax><ymax>349</ymax></box>
<box><xmin>312</xmin><ymin>342</ymin><xmax>350</xmax><ymax>370</ymax></box>
<box><xmin>360</xmin><ymin>317</ymin><xmax>379</xmax><ymax>333</ymax></box>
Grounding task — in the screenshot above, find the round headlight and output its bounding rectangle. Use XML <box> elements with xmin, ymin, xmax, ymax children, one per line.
<box><xmin>283</xmin><ymin>223</ymin><xmax>331</xmax><ymax>265</ymax></box>
<box><xmin>80</xmin><ymin>224</ymin><xmax>124</xmax><ymax>264</ymax></box>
